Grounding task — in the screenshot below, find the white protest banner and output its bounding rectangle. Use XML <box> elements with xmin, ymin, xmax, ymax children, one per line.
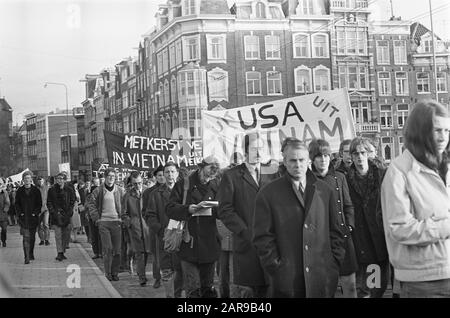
<box><xmin>7</xmin><ymin>168</ymin><xmax>30</xmax><ymax>184</ymax></box>
<box><xmin>202</xmin><ymin>88</ymin><xmax>355</xmax><ymax>168</ymax></box>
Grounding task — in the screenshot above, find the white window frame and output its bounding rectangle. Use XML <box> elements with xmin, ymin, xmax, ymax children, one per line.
<box><xmin>336</xmin><ymin>26</ymin><xmax>367</xmax><ymax>55</ymax></box>
<box><xmin>297</xmin><ymin>0</ymin><xmax>314</xmax><ymax>15</ymax></box>
<box><xmin>267</xmin><ymin>71</ymin><xmax>282</xmax><ymax>95</ymax></box>
<box><xmin>381</xmin><ymin>136</ymin><xmax>393</xmax><ymax>162</ymax></box>
<box><xmin>293</xmin><ymin>33</ymin><xmax>310</xmax><ymax>58</ymax></box>
<box><xmin>437</xmin><ymin>72</ymin><xmax>448</xmax><ymax>93</ymax></box>
<box><xmin>378</xmin><ymin>72</ymin><xmax>392</xmax><ymax>96</ymax></box>
<box><xmin>164</xmin><ymin>80</ymin><xmax>170</xmax><ymax>107</ymax></box>
<box><xmin>417</xmin><ymin>72</ymin><xmax>430</xmax><ymax>94</ymax></box>
<box><xmin>294</xmin><ymin>65</ymin><xmax>312</xmax><ymax>94</ymax></box>
<box><xmin>265</xmin><ymin>35</ymin><xmax>281</xmax><ymax>60</ymax></box>
<box><xmin>175</xmin><ymin>39</ymin><xmax>183</xmax><ymax>66</ymax></box>
<box><xmin>393</xmin><ymin>40</ymin><xmax>407</xmax><ymax>65</ymax></box>
<box><xmin>169</xmin><ymin>43</ymin><xmax>176</xmax><ymax>70</ymax></box>
<box><xmin>254</xmin><ymin>1</ymin><xmax>267</xmax><ymax>19</ymax></box>
<box><xmin>183</xmin><ymin>35</ymin><xmax>200</xmax><ymax>62</ymax></box>
<box><xmin>339</xmin><ymin>64</ymin><xmax>368</xmax><ymax>90</ymax></box>
<box><xmin>244</xmin><ymin>35</ymin><xmax>260</xmax><ymax>60</ymax></box>
<box><xmin>206</xmin><ymin>34</ymin><xmax>227</xmax><ymax>63</ymax></box>
<box><xmin>157</xmin><ymin>52</ymin><xmax>163</xmax><ymax>76</ymax></box>
<box><xmin>395</xmin><ymin>72</ymin><xmax>409</xmax><ymax>96</ymax></box>
<box><xmin>380</xmin><ymin>104</ymin><xmax>393</xmax><ymax>128</ymax></box>
<box><xmin>376</xmin><ymin>40</ymin><xmax>390</xmax><ymax>65</ymax></box>
<box><xmin>183</xmin><ymin>0</ymin><xmax>197</xmax><ymax>16</ymax></box>
<box><xmin>397</xmin><ymin>104</ymin><xmax>409</xmax><ymax>128</ymax></box>
<box><xmin>312</xmin><ymin>33</ymin><xmax>329</xmax><ymax>58</ymax></box>
<box><xmin>208</xmin><ymin>67</ymin><xmax>229</xmax><ymax>102</ymax></box>
<box><xmin>351</xmin><ymin>101</ymin><xmax>370</xmax><ymax>124</ymax></box>
<box><xmin>162</xmin><ymin>48</ymin><xmax>169</xmax><ymax>74</ymax></box>
<box><xmin>246</xmin><ymin>71</ymin><xmax>262</xmax><ymax>96</ymax></box>
<box><xmin>313</xmin><ymin>65</ymin><xmax>331</xmax><ymax>92</ymax></box>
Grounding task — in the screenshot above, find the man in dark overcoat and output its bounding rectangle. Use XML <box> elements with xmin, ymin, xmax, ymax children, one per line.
<box><xmin>253</xmin><ymin>138</ymin><xmax>345</xmax><ymax>298</ymax></box>
<box><xmin>218</xmin><ymin>132</ymin><xmax>278</xmax><ymax>297</ymax></box>
<box><xmin>15</xmin><ymin>171</ymin><xmax>42</xmax><ymax>264</ymax></box>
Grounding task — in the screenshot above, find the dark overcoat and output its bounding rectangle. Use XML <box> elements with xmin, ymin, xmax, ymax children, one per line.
<box><xmin>314</xmin><ymin>165</ymin><xmax>358</xmax><ymax>275</ymax></box>
<box><xmin>217</xmin><ymin>163</ymin><xmax>278</xmax><ymax>287</ymax></box>
<box><xmin>122</xmin><ymin>187</ymin><xmax>151</xmax><ymax>253</ymax></box>
<box><xmin>166</xmin><ymin>171</ymin><xmax>220</xmax><ymax>264</ymax></box>
<box><xmin>253</xmin><ymin>170</ymin><xmax>345</xmax><ymax>298</ymax></box>
<box><xmin>346</xmin><ymin>161</ymin><xmax>388</xmax><ymax>264</ymax></box>
<box><xmin>47</xmin><ymin>185</ymin><xmax>75</xmax><ymax>228</ymax></box>
<box><xmin>15</xmin><ymin>185</ymin><xmax>42</xmax><ymax>230</ymax></box>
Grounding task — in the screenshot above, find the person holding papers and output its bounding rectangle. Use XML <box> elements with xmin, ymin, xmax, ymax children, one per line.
<box><xmin>166</xmin><ymin>156</ymin><xmax>221</xmax><ymax>298</ymax></box>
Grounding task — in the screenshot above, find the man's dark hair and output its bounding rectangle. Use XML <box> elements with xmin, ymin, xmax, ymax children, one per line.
<box><xmin>104</xmin><ymin>167</ymin><xmax>116</xmax><ymax>177</ymax></box>
<box><xmin>153</xmin><ymin>165</ymin><xmax>164</xmax><ymax>177</ymax></box>
<box><xmin>339</xmin><ymin>139</ymin><xmax>352</xmax><ymax>157</ymax></box>
<box><xmin>129</xmin><ymin>171</ymin><xmax>141</xmax><ymax>180</ymax></box>
<box><xmin>164</xmin><ymin>162</ymin><xmax>179</xmax><ymax>172</ymax></box>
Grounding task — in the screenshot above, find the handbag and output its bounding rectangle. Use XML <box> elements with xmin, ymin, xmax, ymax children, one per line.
<box><xmin>163</xmin><ymin>177</ymin><xmax>190</xmax><ymax>253</ymax></box>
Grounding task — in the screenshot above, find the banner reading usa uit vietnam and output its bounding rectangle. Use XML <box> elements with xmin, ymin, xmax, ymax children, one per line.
<box><xmin>104</xmin><ymin>131</ymin><xmax>203</xmax><ymax>170</ymax></box>
<box><xmin>202</xmin><ymin>88</ymin><xmax>356</xmax><ymax>167</ymax></box>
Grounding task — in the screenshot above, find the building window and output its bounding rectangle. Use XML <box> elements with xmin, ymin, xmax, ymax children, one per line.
<box><xmin>397</xmin><ymin>104</ymin><xmax>409</xmax><ymax>128</ymax></box>
<box><xmin>162</xmin><ymin>48</ymin><xmax>169</xmax><ymax>73</ymax></box>
<box><xmin>208</xmin><ymin>68</ymin><xmax>229</xmax><ymax>101</ymax></box>
<box><xmin>336</xmin><ymin>27</ymin><xmax>367</xmax><ymax>55</ymax></box>
<box><xmin>293</xmin><ymin>33</ymin><xmax>310</xmax><ymax>58</ymax></box>
<box><xmin>164</xmin><ymin>80</ymin><xmax>170</xmax><ymax>106</ymax></box>
<box><xmin>207</xmin><ymin>35</ymin><xmax>226</xmax><ymax>62</ymax></box>
<box><xmin>246</xmin><ymin>71</ymin><xmax>262</xmax><ymax>95</ymax></box>
<box><xmin>158</xmin><ymin>83</ymin><xmax>164</xmax><ymax>109</ymax></box>
<box><xmin>244</xmin><ymin>35</ymin><xmax>260</xmax><ymax>60</ymax></box>
<box><xmin>393</xmin><ymin>40</ymin><xmax>407</xmax><ymax>64</ymax></box>
<box><xmin>176</xmin><ymin>40</ymin><xmax>183</xmax><ymax>65</ymax></box>
<box><xmin>437</xmin><ymin>72</ymin><xmax>447</xmax><ymax>92</ymax></box>
<box><xmin>255</xmin><ymin>2</ymin><xmax>266</xmax><ymax>18</ymax></box>
<box><xmin>313</xmin><ymin>66</ymin><xmax>330</xmax><ymax>92</ymax></box>
<box><xmin>267</xmin><ymin>71</ymin><xmax>282</xmax><ymax>95</ymax></box>
<box><xmin>351</xmin><ymin>101</ymin><xmax>370</xmax><ymax>124</ymax></box>
<box><xmin>184</xmin><ymin>0</ymin><xmax>196</xmax><ymax>15</ymax></box>
<box><xmin>265</xmin><ymin>35</ymin><xmax>281</xmax><ymax>59</ymax></box>
<box><xmin>169</xmin><ymin>44</ymin><xmax>176</xmax><ymax>69</ymax></box>
<box><xmin>183</xmin><ymin>35</ymin><xmax>200</xmax><ymax>61</ymax></box>
<box><xmin>395</xmin><ymin>72</ymin><xmax>409</xmax><ymax>96</ymax></box>
<box><xmin>380</xmin><ymin>105</ymin><xmax>393</xmax><ymax>128</ymax></box>
<box><xmin>312</xmin><ymin>34</ymin><xmax>328</xmax><ymax>58</ymax></box>
<box><xmin>160</xmin><ymin>118</ymin><xmax>165</xmax><ymax>138</ymax></box>
<box><xmin>299</xmin><ymin>0</ymin><xmax>314</xmax><ymax>14</ymax></box>
<box><xmin>157</xmin><ymin>52</ymin><xmax>163</xmax><ymax>76</ymax></box>
<box><xmin>166</xmin><ymin>117</ymin><xmax>171</xmax><ymax>138</ymax></box>
<box><xmin>381</xmin><ymin>137</ymin><xmax>393</xmax><ymax>161</ymax></box>
<box><xmin>294</xmin><ymin>66</ymin><xmax>311</xmax><ymax>94</ymax></box>
<box><xmin>376</xmin><ymin>40</ymin><xmax>390</xmax><ymax>64</ymax></box>
<box><xmin>417</xmin><ymin>72</ymin><xmax>430</xmax><ymax>93</ymax></box>
<box><xmin>339</xmin><ymin>65</ymin><xmax>368</xmax><ymax>90</ymax></box>
<box><xmin>171</xmin><ymin>77</ymin><xmax>177</xmax><ymax>103</ymax></box>
<box><xmin>378</xmin><ymin>72</ymin><xmax>392</xmax><ymax>96</ymax></box>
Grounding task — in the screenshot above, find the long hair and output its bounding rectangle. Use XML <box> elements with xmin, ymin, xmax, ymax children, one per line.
<box><xmin>404</xmin><ymin>100</ymin><xmax>449</xmax><ymax>177</ymax></box>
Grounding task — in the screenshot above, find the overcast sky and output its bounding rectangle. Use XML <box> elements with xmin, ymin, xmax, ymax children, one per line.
<box><xmin>0</xmin><ymin>0</ymin><xmax>448</xmax><ymax>125</ymax></box>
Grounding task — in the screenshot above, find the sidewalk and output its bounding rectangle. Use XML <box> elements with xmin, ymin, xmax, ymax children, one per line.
<box><xmin>0</xmin><ymin>225</ymin><xmax>121</xmax><ymax>298</ymax></box>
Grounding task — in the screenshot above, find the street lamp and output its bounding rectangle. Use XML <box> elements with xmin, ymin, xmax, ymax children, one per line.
<box><xmin>44</xmin><ymin>82</ymin><xmax>71</xmax><ymax>174</ymax></box>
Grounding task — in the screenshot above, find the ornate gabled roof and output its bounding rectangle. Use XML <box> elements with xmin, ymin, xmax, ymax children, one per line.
<box><xmin>199</xmin><ymin>0</ymin><xmax>230</xmax><ymax>14</ymax></box>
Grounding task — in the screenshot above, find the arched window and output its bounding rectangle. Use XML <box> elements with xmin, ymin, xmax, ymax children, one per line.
<box><xmin>158</xmin><ymin>82</ymin><xmax>164</xmax><ymax>109</ymax></box>
<box><xmin>171</xmin><ymin>76</ymin><xmax>178</xmax><ymax>103</ymax></box>
<box><xmin>293</xmin><ymin>33</ymin><xmax>310</xmax><ymax>58</ymax></box>
<box><xmin>294</xmin><ymin>66</ymin><xmax>311</xmax><ymax>93</ymax></box>
<box><xmin>313</xmin><ymin>66</ymin><xmax>330</xmax><ymax>92</ymax></box>
<box><xmin>255</xmin><ymin>2</ymin><xmax>266</xmax><ymax>18</ymax></box>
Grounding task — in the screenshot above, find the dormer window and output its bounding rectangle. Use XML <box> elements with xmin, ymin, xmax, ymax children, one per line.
<box><xmin>184</xmin><ymin>0</ymin><xmax>196</xmax><ymax>16</ymax></box>
<box><xmin>255</xmin><ymin>2</ymin><xmax>266</xmax><ymax>18</ymax></box>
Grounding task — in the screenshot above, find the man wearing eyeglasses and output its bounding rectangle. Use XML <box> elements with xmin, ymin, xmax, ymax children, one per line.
<box><xmin>87</xmin><ymin>167</ymin><xmax>125</xmax><ymax>281</ymax></box>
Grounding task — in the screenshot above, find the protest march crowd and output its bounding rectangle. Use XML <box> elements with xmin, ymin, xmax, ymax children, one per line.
<box><xmin>0</xmin><ymin>99</ymin><xmax>449</xmax><ymax>298</ymax></box>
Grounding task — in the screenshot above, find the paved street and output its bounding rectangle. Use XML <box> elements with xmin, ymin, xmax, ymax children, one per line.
<box><xmin>0</xmin><ymin>225</ymin><xmax>394</xmax><ymax>298</ymax></box>
<box><xmin>0</xmin><ymin>225</ymin><xmax>120</xmax><ymax>298</ymax></box>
